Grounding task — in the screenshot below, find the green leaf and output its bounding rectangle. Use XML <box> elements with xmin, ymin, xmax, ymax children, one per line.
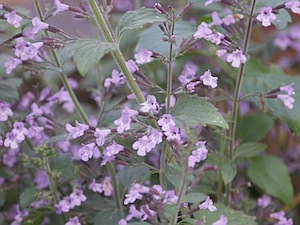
<box><xmin>20</xmin><ymin>188</ymin><xmax>38</xmax><ymax>208</ymax></box>
<box><xmin>93</xmin><ymin>209</ymin><xmax>123</xmax><ymax>225</ymax></box>
<box><xmin>247</xmin><ymin>156</ymin><xmax>294</xmax><ymax>204</ymax></box>
<box><xmin>0</xmin><ymin>78</ymin><xmax>22</xmax><ymax>102</ymax></box>
<box><xmin>118</xmin><ymin>166</ymin><xmax>149</xmax><ymax>197</ymax></box>
<box><xmin>178</xmin><ymin>218</ymin><xmax>199</xmax><ymax>225</ymax></box>
<box><xmin>73</xmin><ymin>39</ymin><xmax>116</xmax><ymax>76</ymax></box>
<box><xmin>128</xmin><ymin>222</ymin><xmax>151</xmax><ymax>225</ymax></box>
<box><xmin>243</xmin><ymin>59</ymin><xmax>300</xmax><ymax>135</ymax></box>
<box><xmin>272</xmin><ymin>9</ymin><xmax>292</xmax><ymax>30</ymax></box>
<box><xmin>50</xmin><ymin>154</ymin><xmax>75</xmax><ymax>180</ymax></box>
<box><xmin>0</xmin><ymin>190</ymin><xmax>5</xmax><ymax>207</ymax></box>
<box><xmin>221</xmin><ymin>161</ymin><xmax>237</xmax><ymax>185</ymax></box>
<box><xmin>183</xmin><ymin>192</ymin><xmax>207</xmax><ymax>203</ymax></box>
<box><xmin>194</xmin><ymin>203</ymin><xmax>257</xmax><ymax>225</ymax></box>
<box><xmin>116</xmin><ymin>8</ymin><xmax>165</xmax><ymax>38</ymax></box>
<box><xmin>172</xmin><ymin>94</ymin><xmax>229</xmax><ymax>129</ymax></box>
<box><xmin>136</xmin><ymin>21</ymin><xmax>196</xmax><ymax>56</ymax></box>
<box><xmin>234</xmin><ymin>142</ymin><xmax>267</xmax><ymax>159</ymax></box>
<box><xmin>165</xmin><ymin>162</ymin><xmax>182</xmax><ymax>188</ymax></box>
<box><xmin>163</xmin><ymin>205</ymin><xmax>177</xmax><ymax>218</ymax></box>
<box><xmin>236</xmin><ymin>113</ymin><xmax>275</xmax><ymax>142</ymax></box>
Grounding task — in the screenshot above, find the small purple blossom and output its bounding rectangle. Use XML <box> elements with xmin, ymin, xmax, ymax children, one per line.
<box><xmin>277</xmin><ymin>94</ymin><xmax>295</xmax><ymax>109</ymax></box>
<box><xmin>200</xmin><ymin>70</ymin><xmax>218</xmax><ymax>88</ymax></box>
<box><xmin>205</xmin><ymin>0</ymin><xmax>220</xmax><ymax>6</ymax></box>
<box><xmin>4</xmin><ymin>56</ymin><xmax>22</xmax><ymax>74</ymax></box>
<box><xmin>212</xmin><ymin>215</ymin><xmax>228</xmax><ymax>225</ymax></box>
<box><xmin>101</xmin><ymin>176</ymin><xmax>113</xmax><ymax>196</ymax></box>
<box><xmin>280</xmin><ymin>83</ymin><xmax>295</xmax><ymax>96</ymax></box>
<box><xmin>70</xmin><ymin>189</ymin><xmax>87</xmax><ymax>207</ymax></box>
<box><xmin>270</xmin><ymin>211</ymin><xmax>294</xmax><ymax>225</ymax></box>
<box><xmin>78</xmin><ymin>143</ymin><xmax>97</xmax><ymax>162</ymax></box>
<box><xmin>101</xmin><ymin>141</ymin><xmax>124</xmax><ymax>166</ymax></box>
<box><xmin>4</xmin><ymin>132</ymin><xmax>19</xmax><ymax>149</ymax></box>
<box><xmin>0</xmin><ymin>102</ymin><xmax>13</xmax><ymax>121</ymax></box>
<box><xmin>158</xmin><ymin>114</ymin><xmax>176</xmax><ymax>131</ymax></box>
<box><xmin>53</xmin><ymin>0</ymin><xmax>69</xmax><ymax>16</ymax></box>
<box><xmin>65</xmin><ymin>216</ymin><xmax>81</xmax><ymax>225</ymax></box>
<box><xmin>4</xmin><ymin>10</ymin><xmax>23</xmax><ymax>28</ymax></box>
<box><xmin>94</xmin><ymin>128</ymin><xmax>111</xmax><ymax>146</ymax></box>
<box><xmin>104</xmin><ymin>69</ymin><xmax>125</xmax><ymax>88</ymax></box>
<box><xmin>65</xmin><ymin>121</ymin><xmax>89</xmax><ymax>140</ymax></box>
<box><xmin>257</xmin><ymin>195</ymin><xmax>271</xmax><ymax>208</ymax></box>
<box><xmin>12</xmin><ymin>121</ymin><xmax>28</xmax><ymax>142</ymax></box>
<box><xmin>114</xmin><ymin>106</ymin><xmax>138</xmax><ymax>134</ymax></box>
<box><xmin>222</xmin><ymin>14</ymin><xmax>235</xmax><ymax>26</ymax></box>
<box><xmin>164</xmin><ymin>126</ymin><xmax>181</xmax><ymax>142</ymax></box>
<box><xmin>199</xmin><ymin>196</ymin><xmax>217</xmax><ymax>212</ymax></box>
<box><xmin>285</xmin><ymin>0</ymin><xmax>300</xmax><ymax>15</ymax></box>
<box><xmin>88</xmin><ymin>179</ymin><xmax>103</xmax><ymax>193</ymax></box>
<box><xmin>124</xmin><ymin>183</ymin><xmax>150</xmax><ymax>205</ymax></box>
<box><xmin>31</xmin><ymin>17</ymin><xmax>49</xmax><ymax>34</ymax></box>
<box><xmin>274</xmin><ymin>32</ymin><xmax>292</xmax><ymax>50</ymax></box>
<box><xmin>34</xmin><ymin>170</ymin><xmax>49</xmax><ymax>190</ymax></box>
<box><xmin>211</xmin><ymin>11</ymin><xmax>223</xmax><ymax>26</ymax></box>
<box><xmin>3</xmin><ymin>148</ymin><xmax>19</xmax><ymax>167</ymax></box>
<box><xmin>140</xmin><ymin>95</ymin><xmax>159</xmax><ymax>114</ymax></box>
<box><xmin>134</xmin><ymin>48</ymin><xmax>153</xmax><ymax>64</ymax></box>
<box><xmin>14</xmin><ymin>38</ymin><xmax>44</xmax><ymax>61</ymax></box>
<box><xmin>188</xmin><ymin>141</ymin><xmax>208</xmax><ymax>167</ymax></box>
<box><xmin>178</xmin><ymin>62</ymin><xmax>198</xmax><ymax>85</ymax></box>
<box><xmin>126</xmin><ymin>60</ymin><xmax>139</xmax><ymax>73</ymax></box>
<box><xmin>226</xmin><ymin>49</ymin><xmax>247</xmax><ymax>68</ymax></box>
<box><xmin>256</xmin><ymin>6</ymin><xmax>276</xmax><ymax>27</ymax></box>
<box><xmin>193</xmin><ymin>22</ymin><xmax>213</xmax><ymax>40</ymax></box>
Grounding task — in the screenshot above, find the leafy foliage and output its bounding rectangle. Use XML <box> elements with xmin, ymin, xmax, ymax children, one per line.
<box><xmin>234</xmin><ymin>142</ymin><xmax>267</xmax><ymax>159</ymax></box>
<box><xmin>0</xmin><ymin>78</ymin><xmax>22</xmax><ymax>102</ymax></box>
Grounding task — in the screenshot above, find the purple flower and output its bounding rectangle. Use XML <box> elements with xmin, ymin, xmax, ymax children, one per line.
<box><xmin>4</xmin><ymin>10</ymin><xmax>23</xmax><ymax>28</ymax></box>
<box><xmin>186</xmin><ymin>81</ymin><xmax>201</xmax><ymax>92</ymax></box>
<box><xmin>4</xmin><ymin>56</ymin><xmax>22</xmax><ymax>74</ymax></box>
<box><xmin>199</xmin><ymin>196</ymin><xmax>217</xmax><ymax>212</ymax></box>
<box><xmin>226</xmin><ymin>49</ymin><xmax>246</xmax><ymax>68</ymax></box>
<box><xmin>78</xmin><ymin>143</ymin><xmax>97</xmax><ymax>162</ymax></box>
<box><xmin>34</xmin><ymin>170</ymin><xmax>49</xmax><ymax>190</ymax></box>
<box><xmin>277</xmin><ymin>94</ymin><xmax>295</xmax><ymax>109</ymax></box>
<box><xmin>104</xmin><ymin>69</ymin><xmax>125</xmax><ymax>88</ymax></box>
<box><xmin>12</xmin><ymin>122</ymin><xmax>28</xmax><ymax>142</ymax></box>
<box><xmin>31</xmin><ymin>17</ymin><xmax>49</xmax><ymax>34</ymax></box>
<box><xmin>163</xmin><ymin>190</ymin><xmax>178</xmax><ymax>205</ymax></box>
<box><xmin>65</xmin><ymin>121</ymin><xmax>89</xmax><ymax>140</ymax></box>
<box><xmin>94</xmin><ymin>128</ymin><xmax>111</xmax><ymax>146</ymax></box>
<box><xmin>178</xmin><ymin>62</ymin><xmax>198</xmax><ymax>85</ymax></box>
<box><xmin>3</xmin><ymin>148</ymin><xmax>19</xmax><ymax>167</ymax></box>
<box><xmin>53</xmin><ymin>0</ymin><xmax>69</xmax><ymax>16</ymax></box>
<box><xmin>140</xmin><ymin>95</ymin><xmax>159</xmax><ymax>114</ymax></box>
<box><xmin>256</xmin><ymin>6</ymin><xmax>276</xmax><ymax>27</ymax></box>
<box><xmin>274</xmin><ymin>33</ymin><xmax>292</xmax><ymax>50</ymax></box>
<box><xmin>256</xmin><ymin>195</ymin><xmax>271</xmax><ymax>208</ymax></box>
<box><xmin>65</xmin><ymin>216</ymin><xmax>81</xmax><ymax>225</ymax></box>
<box><xmin>188</xmin><ymin>141</ymin><xmax>208</xmax><ymax>167</ymax></box>
<box><xmin>164</xmin><ymin>126</ymin><xmax>181</xmax><ymax>142</ymax></box>
<box><xmin>280</xmin><ymin>83</ymin><xmax>295</xmax><ymax>96</ymax></box>
<box><xmin>211</xmin><ymin>11</ymin><xmax>223</xmax><ymax>26</ymax></box>
<box><xmin>126</xmin><ymin>60</ymin><xmax>139</xmax><ymax>73</ymax></box>
<box><xmin>134</xmin><ymin>48</ymin><xmax>153</xmax><ymax>64</ymax></box>
<box><xmin>200</xmin><ymin>70</ymin><xmax>218</xmax><ymax>88</ymax></box>
<box><xmin>216</xmin><ymin>49</ymin><xmax>227</xmax><ymax>57</ymax></box>
<box><xmin>118</xmin><ymin>219</ymin><xmax>127</xmax><ymax>225</ymax></box>
<box><xmin>193</xmin><ymin>22</ymin><xmax>213</xmax><ymax>40</ymax></box>
<box><xmin>133</xmin><ymin>135</ymin><xmax>153</xmax><ymax>156</ymax></box>
<box><xmin>70</xmin><ymin>189</ymin><xmax>87</xmax><ymax>207</ymax></box>
<box><xmin>212</xmin><ymin>215</ymin><xmax>228</xmax><ymax>225</ymax></box>
<box><xmin>101</xmin><ymin>176</ymin><xmax>113</xmax><ymax>196</ymax></box>
<box><xmin>114</xmin><ymin>106</ymin><xmax>138</xmax><ymax>134</ymax></box>
<box><xmin>101</xmin><ymin>141</ymin><xmax>124</xmax><ymax>166</ymax></box>
<box><xmin>270</xmin><ymin>211</ymin><xmax>294</xmax><ymax>225</ymax></box>
<box><xmin>124</xmin><ymin>183</ymin><xmax>150</xmax><ymax>205</ymax></box>
<box><xmin>285</xmin><ymin>0</ymin><xmax>300</xmax><ymax>15</ymax></box>
<box><xmin>205</xmin><ymin>0</ymin><xmax>220</xmax><ymax>6</ymax></box>
<box><xmin>88</xmin><ymin>179</ymin><xmax>103</xmax><ymax>193</ymax></box>
<box><xmin>56</xmin><ymin>196</ymin><xmax>74</xmax><ymax>213</ymax></box>
<box><xmin>207</xmin><ymin>31</ymin><xmax>225</xmax><ymax>45</ymax></box>
<box><xmin>0</xmin><ymin>102</ymin><xmax>13</xmax><ymax>121</ymax></box>
<box><xmin>14</xmin><ymin>38</ymin><xmax>44</xmax><ymax>61</ymax></box>
<box><xmin>222</xmin><ymin>14</ymin><xmax>235</xmax><ymax>25</ymax></box>
<box><xmin>4</xmin><ymin>132</ymin><xmax>19</xmax><ymax>149</ymax></box>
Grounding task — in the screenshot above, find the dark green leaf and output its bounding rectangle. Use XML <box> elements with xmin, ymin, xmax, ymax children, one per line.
<box><xmin>0</xmin><ymin>191</ymin><xmax>5</xmax><ymax>207</ymax></box>
<box><xmin>247</xmin><ymin>156</ymin><xmax>294</xmax><ymax>204</ymax></box>
<box><xmin>236</xmin><ymin>113</ymin><xmax>275</xmax><ymax>142</ymax></box>
<box><xmin>0</xmin><ymin>78</ymin><xmax>22</xmax><ymax>102</ymax></box>
<box><xmin>172</xmin><ymin>94</ymin><xmax>229</xmax><ymax>129</ymax></box>
<box><xmin>178</xmin><ymin>218</ymin><xmax>199</xmax><ymax>225</ymax></box>
<box><xmin>20</xmin><ymin>188</ymin><xmax>38</xmax><ymax>208</ymax></box>
<box><xmin>136</xmin><ymin>21</ymin><xmax>196</xmax><ymax>56</ymax></box>
<box><xmin>165</xmin><ymin>162</ymin><xmax>182</xmax><ymax>189</ymax></box>
<box><xmin>118</xmin><ymin>166</ymin><xmax>149</xmax><ymax>197</ymax></box>
<box><xmin>243</xmin><ymin>59</ymin><xmax>300</xmax><ymax>135</ymax></box>
<box><xmin>93</xmin><ymin>209</ymin><xmax>123</xmax><ymax>225</ymax></box>
<box><xmin>234</xmin><ymin>142</ymin><xmax>267</xmax><ymax>159</ymax></box>
<box><xmin>183</xmin><ymin>192</ymin><xmax>207</xmax><ymax>203</ymax></box>
<box><xmin>50</xmin><ymin>154</ymin><xmax>75</xmax><ymax>180</ymax></box>
<box><xmin>221</xmin><ymin>161</ymin><xmax>237</xmax><ymax>185</ymax></box>
<box><xmin>194</xmin><ymin>203</ymin><xmax>257</xmax><ymax>225</ymax></box>
<box><xmin>116</xmin><ymin>8</ymin><xmax>165</xmax><ymax>38</ymax></box>
<box><xmin>272</xmin><ymin>9</ymin><xmax>292</xmax><ymax>30</ymax></box>
<box><xmin>73</xmin><ymin>39</ymin><xmax>116</xmax><ymax>76</ymax></box>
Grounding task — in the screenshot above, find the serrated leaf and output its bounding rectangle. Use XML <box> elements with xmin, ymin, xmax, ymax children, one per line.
<box><xmin>194</xmin><ymin>203</ymin><xmax>257</xmax><ymax>225</ymax></box>
<box><xmin>243</xmin><ymin>59</ymin><xmax>300</xmax><ymax>135</ymax></box>
<box><xmin>73</xmin><ymin>39</ymin><xmax>116</xmax><ymax>76</ymax></box>
<box><xmin>116</xmin><ymin>8</ymin><xmax>165</xmax><ymax>38</ymax></box>
<box><xmin>136</xmin><ymin>21</ymin><xmax>196</xmax><ymax>56</ymax></box>
<box><xmin>221</xmin><ymin>161</ymin><xmax>237</xmax><ymax>185</ymax></box>
<box><xmin>20</xmin><ymin>188</ymin><xmax>38</xmax><ymax>208</ymax></box>
<box><xmin>183</xmin><ymin>192</ymin><xmax>207</xmax><ymax>203</ymax></box>
<box><xmin>234</xmin><ymin>142</ymin><xmax>267</xmax><ymax>159</ymax></box>
<box><xmin>272</xmin><ymin>9</ymin><xmax>291</xmax><ymax>30</ymax></box>
<box><xmin>247</xmin><ymin>156</ymin><xmax>293</xmax><ymax>204</ymax></box>
<box><xmin>0</xmin><ymin>78</ymin><xmax>22</xmax><ymax>102</ymax></box>
<box><xmin>172</xmin><ymin>94</ymin><xmax>229</xmax><ymax>129</ymax></box>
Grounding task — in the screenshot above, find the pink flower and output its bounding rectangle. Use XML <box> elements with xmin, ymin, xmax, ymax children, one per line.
<box><xmin>4</xmin><ymin>10</ymin><xmax>23</xmax><ymax>28</ymax></box>
<box><xmin>280</xmin><ymin>83</ymin><xmax>295</xmax><ymax>96</ymax></box>
<box><xmin>188</xmin><ymin>141</ymin><xmax>208</xmax><ymax>167</ymax></box>
<box><xmin>200</xmin><ymin>70</ymin><xmax>218</xmax><ymax>88</ymax></box>
<box><xmin>134</xmin><ymin>48</ymin><xmax>153</xmax><ymax>64</ymax></box>
<box><xmin>285</xmin><ymin>0</ymin><xmax>300</xmax><ymax>15</ymax></box>
<box><xmin>226</xmin><ymin>49</ymin><xmax>246</xmax><ymax>68</ymax></box>
<box><xmin>256</xmin><ymin>6</ymin><xmax>276</xmax><ymax>27</ymax></box>
<box><xmin>178</xmin><ymin>62</ymin><xmax>198</xmax><ymax>85</ymax></box>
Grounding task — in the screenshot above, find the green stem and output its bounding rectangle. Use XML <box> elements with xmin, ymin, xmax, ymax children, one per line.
<box><xmin>217</xmin><ymin>132</ymin><xmax>225</xmax><ymax>203</ymax></box>
<box><xmin>227</xmin><ymin>0</ymin><xmax>256</xmax><ymax>204</ymax></box>
<box><xmin>170</xmin><ymin>162</ymin><xmax>188</xmax><ymax>225</ymax></box>
<box><xmin>33</xmin><ymin>0</ymin><xmax>123</xmax><ymax>213</ymax></box>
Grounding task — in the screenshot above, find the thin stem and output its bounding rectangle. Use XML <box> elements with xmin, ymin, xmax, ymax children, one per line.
<box><xmin>217</xmin><ymin>132</ymin><xmax>225</xmax><ymax>203</ymax></box>
<box><xmin>227</xmin><ymin>0</ymin><xmax>256</xmax><ymax>204</ymax></box>
<box><xmin>33</xmin><ymin>0</ymin><xmax>123</xmax><ymax>213</ymax></box>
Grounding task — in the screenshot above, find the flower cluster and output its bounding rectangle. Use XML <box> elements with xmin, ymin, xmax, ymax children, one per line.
<box><xmin>55</xmin><ymin>189</ymin><xmax>87</xmax><ymax>214</ymax></box>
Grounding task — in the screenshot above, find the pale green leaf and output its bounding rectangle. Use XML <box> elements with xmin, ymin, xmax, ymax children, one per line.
<box><xmin>183</xmin><ymin>192</ymin><xmax>207</xmax><ymax>203</ymax></box>
<box><xmin>234</xmin><ymin>142</ymin><xmax>267</xmax><ymax>159</ymax></box>
<box><xmin>116</xmin><ymin>8</ymin><xmax>165</xmax><ymax>38</ymax></box>
<box><xmin>73</xmin><ymin>39</ymin><xmax>116</xmax><ymax>76</ymax></box>
<box><xmin>0</xmin><ymin>78</ymin><xmax>22</xmax><ymax>103</ymax></box>
<box><xmin>272</xmin><ymin>9</ymin><xmax>292</xmax><ymax>30</ymax></box>
<box><xmin>221</xmin><ymin>161</ymin><xmax>237</xmax><ymax>185</ymax></box>
<box><xmin>247</xmin><ymin>156</ymin><xmax>294</xmax><ymax>204</ymax></box>
<box><xmin>172</xmin><ymin>94</ymin><xmax>229</xmax><ymax>129</ymax></box>
<box><xmin>20</xmin><ymin>188</ymin><xmax>39</xmax><ymax>208</ymax></box>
